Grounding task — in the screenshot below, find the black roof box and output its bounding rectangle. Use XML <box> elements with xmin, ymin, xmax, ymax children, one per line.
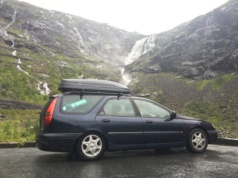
<box><xmin>58</xmin><ymin>79</ymin><xmax>131</xmax><ymax>94</ymax></box>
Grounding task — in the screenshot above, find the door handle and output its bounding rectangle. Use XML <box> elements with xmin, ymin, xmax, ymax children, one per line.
<box><xmin>145</xmin><ymin>120</ymin><xmax>153</xmax><ymax>124</ymax></box>
<box><xmin>102</xmin><ymin>119</ymin><xmax>110</xmax><ymax>123</ymax></box>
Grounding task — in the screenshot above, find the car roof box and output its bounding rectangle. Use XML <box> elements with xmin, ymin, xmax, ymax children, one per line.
<box><xmin>58</xmin><ymin>79</ymin><xmax>131</xmax><ymax>94</ymax></box>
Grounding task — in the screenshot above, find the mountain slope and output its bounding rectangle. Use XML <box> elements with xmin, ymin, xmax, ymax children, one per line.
<box><xmin>0</xmin><ymin>0</ymin><xmax>143</xmax><ymax>104</ymax></box>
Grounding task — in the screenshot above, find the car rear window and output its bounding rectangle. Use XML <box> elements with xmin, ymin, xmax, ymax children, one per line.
<box><xmin>61</xmin><ymin>95</ymin><xmax>103</xmax><ymax>114</ymax></box>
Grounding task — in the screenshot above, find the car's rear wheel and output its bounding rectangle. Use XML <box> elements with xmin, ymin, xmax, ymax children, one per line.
<box><xmin>77</xmin><ymin>133</ymin><xmax>106</xmax><ymax>161</ymax></box>
<box><xmin>186</xmin><ymin>128</ymin><xmax>208</xmax><ymax>153</ymax></box>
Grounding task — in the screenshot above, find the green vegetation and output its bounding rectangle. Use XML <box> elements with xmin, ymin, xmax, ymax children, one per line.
<box><xmin>180</xmin><ymin>101</ymin><xmax>222</xmax><ymax>125</ymax></box>
<box><xmin>7</xmin><ymin>28</ymin><xmax>24</xmax><ymax>36</ymax></box>
<box><xmin>196</xmin><ymin>74</ymin><xmax>236</xmax><ymax>91</ymax></box>
<box><xmin>1</xmin><ymin>62</ymin><xmax>48</xmax><ymax>104</ymax></box>
<box><xmin>180</xmin><ymin>101</ymin><xmax>238</xmax><ymax>138</ymax></box>
<box><xmin>0</xmin><ymin>63</ymin><xmax>47</xmax><ymax>104</ymax></box>
<box><xmin>0</xmin><ymin>109</ymin><xmax>39</xmax><ymax>142</ymax></box>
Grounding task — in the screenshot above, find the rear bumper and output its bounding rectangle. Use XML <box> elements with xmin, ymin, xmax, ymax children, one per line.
<box><xmin>36</xmin><ymin>133</ymin><xmax>82</xmax><ymax>152</ymax></box>
<box><xmin>207</xmin><ymin>130</ymin><xmax>218</xmax><ymax>144</ymax></box>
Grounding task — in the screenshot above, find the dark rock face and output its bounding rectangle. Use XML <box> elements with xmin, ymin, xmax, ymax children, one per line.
<box><xmin>128</xmin><ymin>0</ymin><xmax>238</xmax><ymax>79</ymax></box>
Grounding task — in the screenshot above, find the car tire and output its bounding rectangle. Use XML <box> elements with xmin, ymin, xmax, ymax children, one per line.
<box><xmin>186</xmin><ymin>128</ymin><xmax>208</xmax><ymax>153</ymax></box>
<box><xmin>77</xmin><ymin>133</ymin><xmax>106</xmax><ymax>161</ymax></box>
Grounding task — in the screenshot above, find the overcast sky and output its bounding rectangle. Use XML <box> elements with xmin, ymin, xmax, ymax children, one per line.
<box><xmin>17</xmin><ymin>0</ymin><xmax>228</xmax><ymax>35</ymax></box>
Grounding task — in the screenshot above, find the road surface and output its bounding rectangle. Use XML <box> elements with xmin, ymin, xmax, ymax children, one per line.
<box><xmin>0</xmin><ymin>145</ymin><xmax>237</xmax><ymax>178</ymax></box>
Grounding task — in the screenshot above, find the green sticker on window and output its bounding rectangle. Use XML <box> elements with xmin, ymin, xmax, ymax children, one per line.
<box><xmin>63</xmin><ymin>99</ymin><xmax>87</xmax><ymax>111</ymax></box>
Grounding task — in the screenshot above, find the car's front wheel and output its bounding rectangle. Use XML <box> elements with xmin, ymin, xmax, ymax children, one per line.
<box><xmin>186</xmin><ymin>128</ymin><xmax>208</xmax><ymax>153</ymax></box>
<box><xmin>77</xmin><ymin>133</ymin><xmax>106</xmax><ymax>161</ymax></box>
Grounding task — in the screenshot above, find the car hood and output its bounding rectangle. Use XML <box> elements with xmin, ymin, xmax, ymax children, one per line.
<box><xmin>177</xmin><ymin>115</ymin><xmax>202</xmax><ymax>121</ymax></box>
<box><xmin>178</xmin><ymin>115</ymin><xmax>213</xmax><ymax>125</ymax></box>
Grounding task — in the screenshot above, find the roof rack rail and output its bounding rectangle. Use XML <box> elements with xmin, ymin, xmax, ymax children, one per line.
<box><xmin>63</xmin><ymin>91</ymin><xmax>129</xmax><ymax>99</ymax></box>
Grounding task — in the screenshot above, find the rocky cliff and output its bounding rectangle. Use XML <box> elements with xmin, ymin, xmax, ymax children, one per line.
<box><xmin>126</xmin><ymin>0</ymin><xmax>238</xmax><ymax>80</ymax></box>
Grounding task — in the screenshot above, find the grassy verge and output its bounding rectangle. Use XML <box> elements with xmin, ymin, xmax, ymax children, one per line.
<box><xmin>179</xmin><ymin>101</ymin><xmax>238</xmax><ymax>138</ymax></box>
<box><xmin>0</xmin><ymin>109</ymin><xmax>40</xmax><ymax>142</ymax></box>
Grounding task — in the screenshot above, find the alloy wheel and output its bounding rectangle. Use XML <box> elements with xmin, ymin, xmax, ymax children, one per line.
<box><xmin>81</xmin><ymin>134</ymin><xmax>103</xmax><ymax>158</ymax></box>
<box><xmin>191</xmin><ymin>131</ymin><xmax>206</xmax><ymax>150</ymax></box>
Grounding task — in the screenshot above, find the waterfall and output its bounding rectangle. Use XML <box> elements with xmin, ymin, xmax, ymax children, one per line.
<box><xmin>12</xmin><ymin>50</ymin><xmax>17</xmax><ymax>56</ymax></box>
<box><xmin>125</xmin><ymin>35</ymin><xmax>156</xmax><ymax>65</ymax></box>
<box><xmin>121</xmin><ymin>34</ymin><xmax>156</xmax><ymax>86</ymax></box>
<box><xmin>120</xmin><ymin>68</ymin><xmax>132</xmax><ymax>86</ymax></box>
<box><xmin>4</xmin><ymin>10</ymin><xmax>17</xmax><ymax>30</ymax></box>
<box><xmin>24</xmin><ymin>21</ymin><xmax>30</xmax><ymax>40</ymax></box>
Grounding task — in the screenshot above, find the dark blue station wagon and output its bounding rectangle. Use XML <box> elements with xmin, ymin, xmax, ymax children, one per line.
<box><xmin>36</xmin><ymin>79</ymin><xmax>217</xmax><ymax>161</ymax></box>
<box><xmin>36</xmin><ymin>93</ymin><xmax>217</xmax><ymax>160</ymax></box>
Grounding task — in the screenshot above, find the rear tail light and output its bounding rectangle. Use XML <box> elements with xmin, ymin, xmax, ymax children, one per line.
<box><xmin>44</xmin><ymin>98</ymin><xmax>57</xmax><ymax>126</ymax></box>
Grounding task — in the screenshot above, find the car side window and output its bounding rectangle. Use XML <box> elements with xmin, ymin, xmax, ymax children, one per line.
<box><xmin>61</xmin><ymin>95</ymin><xmax>102</xmax><ymax>114</ymax></box>
<box><xmin>134</xmin><ymin>99</ymin><xmax>171</xmax><ymax>119</ymax></box>
<box><xmin>100</xmin><ymin>99</ymin><xmax>135</xmax><ymax>117</ymax></box>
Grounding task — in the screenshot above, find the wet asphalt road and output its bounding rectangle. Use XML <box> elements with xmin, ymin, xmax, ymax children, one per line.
<box><xmin>0</xmin><ymin>145</ymin><xmax>237</xmax><ymax>178</ymax></box>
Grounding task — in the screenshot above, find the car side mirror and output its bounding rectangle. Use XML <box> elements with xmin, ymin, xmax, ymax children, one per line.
<box><xmin>170</xmin><ymin>111</ymin><xmax>177</xmax><ymax>119</ymax></box>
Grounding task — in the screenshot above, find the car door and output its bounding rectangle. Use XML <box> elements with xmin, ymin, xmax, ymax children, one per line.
<box><xmin>96</xmin><ymin>98</ymin><xmax>144</xmax><ymax>144</ymax></box>
<box><xmin>133</xmin><ymin>99</ymin><xmax>185</xmax><ymax>144</ymax></box>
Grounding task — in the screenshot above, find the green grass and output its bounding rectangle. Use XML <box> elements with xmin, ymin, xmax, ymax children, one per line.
<box><xmin>0</xmin><ymin>63</ymin><xmax>48</xmax><ymax>104</ymax></box>
<box><xmin>196</xmin><ymin>74</ymin><xmax>236</xmax><ymax>91</ymax></box>
<box><xmin>7</xmin><ymin>28</ymin><xmax>25</xmax><ymax>36</ymax></box>
<box><xmin>179</xmin><ymin>101</ymin><xmax>238</xmax><ymax>138</ymax></box>
<box><xmin>0</xmin><ymin>109</ymin><xmax>40</xmax><ymax>142</ymax></box>
<box><xmin>197</xmin><ymin>80</ymin><xmax>210</xmax><ymax>90</ymax></box>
